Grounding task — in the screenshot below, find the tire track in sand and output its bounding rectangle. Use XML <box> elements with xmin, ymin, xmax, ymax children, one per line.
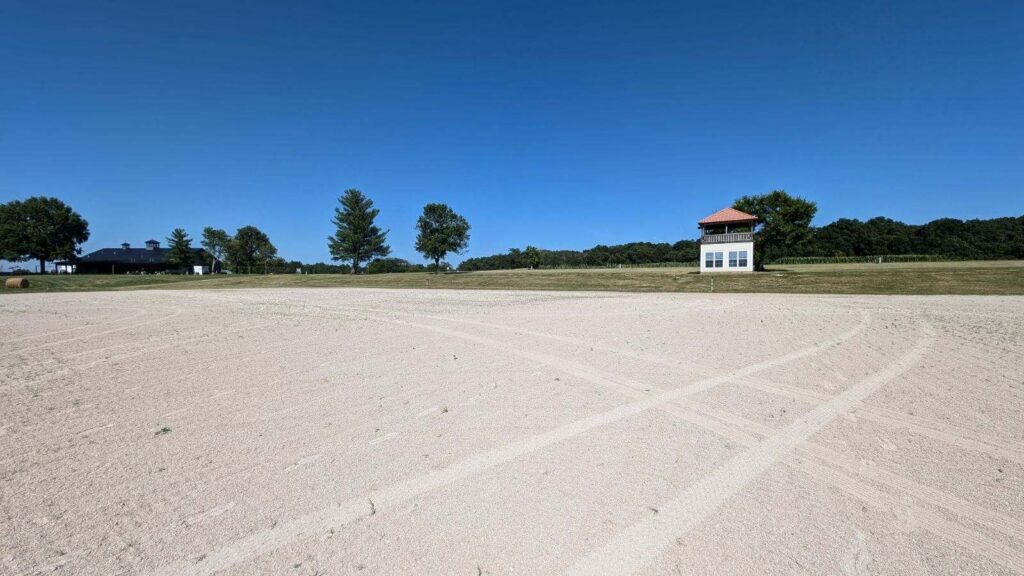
<box><xmin>660</xmin><ymin>393</ymin><xmax>1024</xmax><ymax>560</ymax></box>
<box><xmin>0</xmin><ymin>306</ymin><xmax>184</xmax><ymax>359</ymax></box>
<box><xmin>2</xmin><ymin>306</ymin><xmax>147</xmax><ymax>344</ymax></box>
<box><xmin>291</xmin><ymin>301</ymin><xmax>766</xmax><ymax>379</ymax></box>
<box><xmin>407</xmin><ymin>305</ymin><xmax>1024</xmax><ymax>469</ymax></box>
<box><xmin>394</xmin><ymin>307</ymin><xmax>1024</xmax><ymax>556</ymax></box>
<box><xmin>792</xmin><ymin>456</ymin><xmax>1024</xmax><ymax>572</ymax></box>
<box><xmin>738</xmin><ymin>377</ymin><xmax>1024</xmax><ymax>465</ymax></box>
<box><xmin>564</xmin><ymin>324</ymin><xmax>935</xmax><ymax>576</ymax></box>
<box><xmin>436</xmin><ymin>311</ymin><xmax>1023</xmax><ymax>571</ymax></box>
<box><xmin>0</xmin><ymin>317</ymin><xmax>276</xmax><ymax>395</ymax></box>
<box><xmin>147</xmin><ymin>310</ymin><xmax>870</xmax><ymax>576</ymax></box>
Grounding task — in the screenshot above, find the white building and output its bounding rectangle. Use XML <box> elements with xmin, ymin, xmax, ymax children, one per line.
<box><xmin>699</xmin><ymin>207</ymin><xmax>758</xmax><ymax>273</ymax></box>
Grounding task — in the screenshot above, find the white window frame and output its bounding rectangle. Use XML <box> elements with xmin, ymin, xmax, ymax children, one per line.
<box><xmin>728</xmin><ymin>251</ymin><xmax>738</xmax><ymax>267</ymax></box>
<box><xmin>738</xmin><ymin>250</ymin><xmax>748</xmax><ymax>267</ymax></box>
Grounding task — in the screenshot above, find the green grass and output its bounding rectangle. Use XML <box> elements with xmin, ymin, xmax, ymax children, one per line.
<box><xmin>4</xmin><ymin>260</ymin><xmax>1023</xmax><ymax>296</ymax></box>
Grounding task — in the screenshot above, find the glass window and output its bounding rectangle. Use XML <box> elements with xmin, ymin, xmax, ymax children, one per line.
<box><xmin>705</xmin><ymin>252</ymin><xmax>714</xmax><ymax>268</ymax></box>
<box><xmin>714</xmin><ymin>252</ymin><xmax>724</xmax><ymax>268</ymax></box>
<box><xmin>738</xmin><ymin>251</ymin><xmax>748</xmax><ymax>267</ymax></box>
<box><xmin>728</xmin><ymin>251</ymin><xmax>738</xmax><ymax>267</ymax></box>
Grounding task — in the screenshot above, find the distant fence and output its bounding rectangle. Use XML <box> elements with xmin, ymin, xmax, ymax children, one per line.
<box><xmin>540</xmin><ymin>261</ymin><xmax>699</xmax><ymax>270</ymax></box>
<box><xmin>770</xmin><ymin>254</ymin><xmax>967</xmax><ymax>265</ymax></box>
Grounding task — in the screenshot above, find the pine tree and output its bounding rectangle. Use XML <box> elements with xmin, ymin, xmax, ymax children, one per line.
<box><xmin>328</xmin><ymin>189</ymin><xmax>391</xmax><ymax>273</ymax></box>
<box><xmin>165</xmin><ymin>228</ymin><xmax>194</xmax><ymax>272</ymax></box>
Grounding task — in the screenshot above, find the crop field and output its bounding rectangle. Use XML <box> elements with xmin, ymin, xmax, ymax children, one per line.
<box><xmin>5</xmin><ymin>259</ymin><xmax>1024</xmax><ymax>295</ymax></box>
<box><xmin>1</xmin><ymin>288</ymin><xmax>1023</xmax><ymax>575</ymax></box>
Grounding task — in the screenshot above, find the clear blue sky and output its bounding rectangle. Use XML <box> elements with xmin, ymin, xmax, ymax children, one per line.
<box><xmin>1</xmin><ymin>0</ymin><xmax>1021</xmax><ymax>266</ymax></box>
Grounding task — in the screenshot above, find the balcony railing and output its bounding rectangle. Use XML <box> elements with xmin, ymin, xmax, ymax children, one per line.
<box><xmin>701</xmin><ymin>232</ymin><xmax>753</xmax><ymax>244</ymax></box>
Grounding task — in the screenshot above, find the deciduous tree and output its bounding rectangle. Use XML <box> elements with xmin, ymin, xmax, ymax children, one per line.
<box><xmin>733</xmin><ymin>190</ymin><xmax>817</xmax><ymax>270</ymax></box>
<box><xmin>523</xmin><ymin>245</ymin><xmax>541</xmax><ymax>269</ymax></box>
<box><xmin>415</xmin><ymin>203</ymin><xmax>470</xmax><ymax>273</ymax></box>
<box><xmin>201</xmin><ymin>227</ymin><xmax>231</xmax><ymax>272</ymax></box>
<box><xmin>0</xmin><ymin>196</ymin><xmax>89</xmax><ymax>273</ymax></box>
<box><xmin>366</xmin><ymin>257</ymin><xmax>420</xmax><ymax>274</ymax></box>
<box><xmin>229</xmin><ymin>225</ymin><xmax>277</xmax><ymax>273</ymax></box>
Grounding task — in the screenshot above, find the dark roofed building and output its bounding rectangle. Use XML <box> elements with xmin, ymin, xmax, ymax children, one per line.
<box><xmin>70</xmin><ymin>240</ymin><xmax>217</xmax><ymax>274</ymax></box>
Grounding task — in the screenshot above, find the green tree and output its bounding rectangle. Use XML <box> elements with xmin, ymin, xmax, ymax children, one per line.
<box><xmin>733</xmin><ymin>190</ymin><xmax>817</xmax><ymax>270</ymax></box>
<box><xmin>507</xmin><ymin>247</ymin><xmax>522</xmax><ymax>268</ymax></box>
<box><xmin>366</xmin><ymin>257</ymin><xmax>416</xmax><ymax>274</ymax></box>
<box><xmin>201</xmin><ymin>227</ymin><xmax>231</xmax><ymax>272</ymax></box>
<box><xmin>523</xmin><ymin>245</ymin><xmax>541</xmax><ymax>269</ymax></box>
<box><xmin>165</xmin><ymin>228</ymin><xmax>194</xmax><ymax>271</ymax></box>
<box><xmin>229</xmin><ymin>225</ymin><xmax>277</xmax><ymax>273</ymax></box>
<box><xmin>328</xmin><ymin>189</ymin><xmax>391</xmax><ymax>273</ymax></box>
<box><xmin>0</xmin><ymin>203</ymin><xmax>23</xmax><ymax>263</ymax></box>
<box><xmin>813</xmin><ymin>218</ymin><xmax>867</xmax><ymax>256</ymax></box>
<box><xmin>415</xmin><ymin>203</ymin><xmax>470</xmax><ymax>273</ymax></box>
<box><xmin>0</xmin><ymin>196</ymin><xmax>90</xmax><ymax>273</ymax></box>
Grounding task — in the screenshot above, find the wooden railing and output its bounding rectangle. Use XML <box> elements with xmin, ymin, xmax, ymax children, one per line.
<box><xmin>701</xmin><ymin>232</ymin><xmax>753</xmax><ymax>244</ymax></box>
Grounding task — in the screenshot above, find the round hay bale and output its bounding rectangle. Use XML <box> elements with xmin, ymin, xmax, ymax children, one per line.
<box><xmin>5</xmin><ymin>277</ymin><xmax>29</xmax><ymax>289</ymax></box>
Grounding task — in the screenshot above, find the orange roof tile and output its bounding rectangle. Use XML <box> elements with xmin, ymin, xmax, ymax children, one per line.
<box><xmin>698</xmin><ymin>207</ymin><xmax>758</xmax><ymax>225</ymax></box>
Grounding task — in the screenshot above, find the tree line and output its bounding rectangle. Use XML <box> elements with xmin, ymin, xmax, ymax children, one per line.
<box><xmin>0</xmin><ymin>191</ymin><xmax>472</xmax><ymax>274</ymax></box>
<box><xmin>2</xmin><ymin>191</ymin><xmax>1021</xmax><ymax>274</ymax></box>
<box><xmin>813</xmin><ymin>215</ymin><xmax>1024</xmax><ymax>260</ymax></box>
<box><xmin>458</xmin><ymin>191</ymin><xmax>1023</xmax><ymax>271</ymax></box>
<box><xmin>735</xmin><ymin>191</ymin><xmax>1023</xmax><ymax>267</ymax></box>
<box><xmin>163</xmin><ymin>190</ymin><xmax>473</xmax><ymax>274</ymax></box>
<box><xmin>459</xmin><ymin>241</ymin><xmax>700</xmax><ymax>271</ymax></box>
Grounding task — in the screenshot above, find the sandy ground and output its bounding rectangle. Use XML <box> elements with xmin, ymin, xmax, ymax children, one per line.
<box><xmin>1</xmin><ymin>289</ymin><xmax>1022</xmax><ymax>576</ymax></box>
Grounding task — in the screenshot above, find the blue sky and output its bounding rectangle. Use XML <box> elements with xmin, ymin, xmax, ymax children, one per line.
<box><xmin>1</xmin><ymin>0</ymin><xmax>1021</xmax><ymax>266</ymax></box>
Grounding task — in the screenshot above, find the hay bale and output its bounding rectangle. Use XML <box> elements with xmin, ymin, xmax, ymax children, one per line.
<box><xmin>5</xmin><ymin>277</ymin><xmax>29</xmax><ymax>289</ymax></box>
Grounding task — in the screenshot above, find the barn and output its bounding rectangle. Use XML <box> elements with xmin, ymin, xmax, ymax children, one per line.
<box><xmin>68</xmin><ymin>239</ymin><xmax>216</xmax><ymax>274</ymax></box>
